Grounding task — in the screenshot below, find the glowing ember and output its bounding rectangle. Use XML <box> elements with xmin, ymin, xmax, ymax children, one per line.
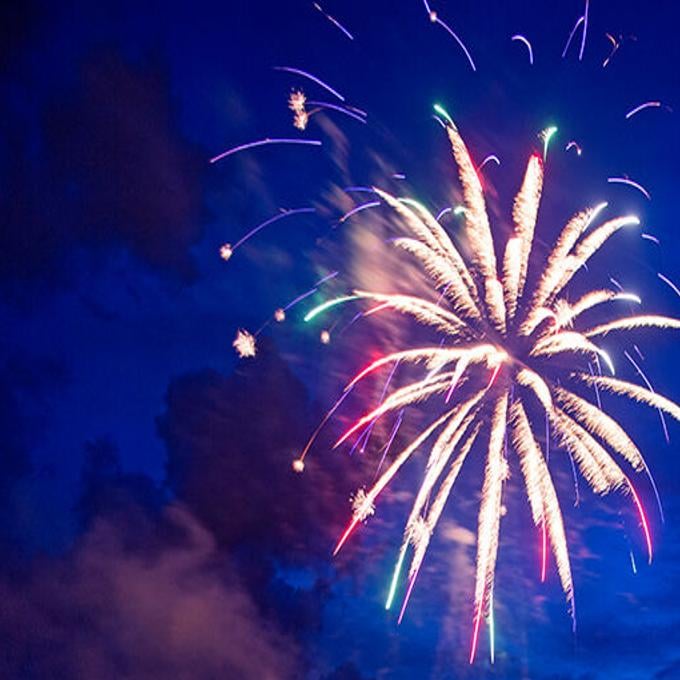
<box><xmin>219</xmin><ymin>243</ymin><xmax>233</xmax><ymax>261</ymax></box>
<box><xmin>232</xmin><ymin>329</ymin><xmax>256</xmax><ymax>358</ymax></box>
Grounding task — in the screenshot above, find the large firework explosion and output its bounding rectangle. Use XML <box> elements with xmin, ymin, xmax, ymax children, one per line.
<box><xmin>215</xmin><ymin>2</ymin><xmax>678</xmax><ymax>667</ymax></box>
<box><xmin>295</xmin><ymin>114</ymin><xmax>680</xmax><ymax>662</ymax></box>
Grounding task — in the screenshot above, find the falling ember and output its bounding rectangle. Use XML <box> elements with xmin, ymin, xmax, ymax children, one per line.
<box><xmin>233</xmin><ymin>329</ymin><xmax>256</xmax><ymax>358</ymax></box>
<box><xmin>320</xmin><ymin>329</ymin><xmax>331</xmax><ymax>344</ymax></box>
<box><xmin>292</xmin><ymin>458</ymin><xmax>305</xmax><ymax>473</ymax></box>
<box><xmin>219</xmin><ymin>243</ymin><xmax>233</xmax><ymax>261</ymax></box>
<box><xmin>274</xmin><ymin>308</ymin><xmax>286</xmax><ymax>322</ymax></box>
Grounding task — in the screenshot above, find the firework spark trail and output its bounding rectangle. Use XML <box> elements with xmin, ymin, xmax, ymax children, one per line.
<box><xmin>579</xmin><ymin>0</ymin><xmax>590</xmax><ymax>60</ymax></box>
<box><xmin>274</xmin><ymin>66</ymin><xmax>345</xmax><ymax>101</ymax></box>
<box><xmin>209</xmin><ymin>138</ymin><xmax>322</xmax><ymax>164</ymax></box>
<box><xmin>511</xmin><ymin>153</ymin><xmax>543</xmax><ymax>302</ymax></box>
<box><xmin>607</xmin><ymin>177</ymin><xmax>651</xmax><ymax>200</ymax></box>
<box><xmin>565</xmin><ymin>141</ymin><xmax>582</xmax><ymax>155</ymax></box>
<box><xmin>224</xmin><ymin>207</ymin><xmax>316</xmax><ymax>256</ymax></box>
<box><xmin>313</xmin><ymin>2</ymin><xmax>354</xmax><ymax>40</ymax></box>
<box><xmin>626</xmin><ymin>101</ymin><xmax>664</xmax><ymax>119</ymax></box>
<box><xmin>626</xmin><ymin>479</ymin><xmax>653</xmax><ymax>563</ymax></box>
<box><xmin>360</xmin><ymin>360</ymin><xmax>401</xmax><ymax>453</ymax></box>
<box><xmin>642</xmin><ymin>233</ymin><xmax>660</xmax><ymax>245</ymax></box>
<box><xmin>283</xmin><ymin>287</ymin><xmax>318</xmax><ymax>311</ymax></box>
<box><xmin>281</xmin><ymin>272</ymin><xmax>338</xmax><ymax>313</ymax></box>
<box><xmin>435</xmin><ymin>207</ymin><xmax>452</xmax><ymax>221</ymax></box>
<box><xmin>603</xmin><ymin>33</ymin><xmax>621</xmax><ymax>67</ymax></box>
<box><xmin>333</xmin><ymin>411</ymin><xmax>455</xmax><ymax>556</ymax></box>
<box><xmin>339</xmin><ymin>201</ymin><xmax>381</xmax><ymax>223</ymax></box>
<box><xmin>541</xmin><ymin>126</ymin><xmax>558</xmax><ymax>161</ymax></box>
<box><xmin>374</xmin><ymin>410</ymin><xmax>404</xmax><ymax>480</ymax></box>
<box><xmin>623</xmin><ymin>350</ymin><xmax>670</xmax><ymax>448</ymax></box>
<box><xmin>431</xmin><ymin>15</ymin><xmax>477</xmax><ymax>72</ymax></box>
<box><xmin>562</xmin><ymin>15</ymin><xmax>584</xmax><ymax>58</ymax></box>
<box><xmin>478</xmin><ymin>154</ymin><xmax>501</xmax><ymax>170</ymax></box>
<box><xmin>658</xmin><ymin>273</ymin><xmax>680</xmax><ymax>298</ymax></box>
<box><xmin>511</xmin><ymin>34</ymin><xmax>534</xmax><ymax>64</ymax></box>
<box><xmin>307</xmin><ymin>100</ymin><xmax>368</xmax><ymax>124</ymax></box>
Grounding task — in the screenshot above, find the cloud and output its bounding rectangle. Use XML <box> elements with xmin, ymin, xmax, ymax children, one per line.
<box><xmin>0</xmin><ymin>500</ymin><xmax>299</xmax><ymax>679</ymax></box>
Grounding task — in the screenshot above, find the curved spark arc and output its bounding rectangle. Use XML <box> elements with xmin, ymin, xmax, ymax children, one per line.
<box><xmin>210</xmin><ymin>137</ymin><xmax>322</xmax><ymax>164</ymax></box>
<box><xmin>607</xmin><ymin>177</ymin><xmax>651</xmax><ymax>200</ymax></box>
<box><xmin>658</xmin><ymin>273</ymin><xmax>680</xmax><ymax>298</ymax></box>
<box><xmin>626</xmin><ymin>101</ymin><xmax>662</xmax><ymax>119</ymax></box>
<box><xmin>432</xmin><ymin>16</ymin><xmax>477</xmax><ymax>72</ymax></box>
<box><xmin>579</xmin><ymin>1</ymin><xmax>590</xmax><ymax>61</ymax></box>
<box><xmin>306</xmin><ymin>100</ymin><xmax>368</xmax><ymax>124</ymax></box>
<box><xmin>229</xmin><ymin>207</ymin><xmax>316</xmax><ymax>253</ymax></box>
<box><xmin>292</xmin><ymin>115</ymin><xmax>679</xmax><ymax>662</ymax></box>
<box><xmin>479</xmin><ymin>154</ymin><xmax>501</xmax><ymax>171</ymax></box>
<box><xmin>562</xmin><ymin>15</ymin><xmax>584</xmax><ymax>58</ymax></box>
<box><xmin>274</xmin><ymin>66</ymin><xmax>346</xmax><ymax>101</ymax></box>
<box><xmin>511</xmin><ymin>34</ymin><xmax>534</xmax><ymax>64</ymax></box>
<box><xmin>313</xmin><ymin>2</ymin><xmax>354</xmax><ymax>40</ymax></box>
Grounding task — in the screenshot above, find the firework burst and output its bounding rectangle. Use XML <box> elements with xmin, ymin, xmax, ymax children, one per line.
<box><xmin>298</xmin><ymin>114</ymin><xmax>680</xmax><ymax>662</ymax></box>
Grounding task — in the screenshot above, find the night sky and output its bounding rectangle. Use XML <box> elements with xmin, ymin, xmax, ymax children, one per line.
<box><xmin>1</xmin><ymin>1</ymin><xmax>680</xmax><ymax>678</ymax></box>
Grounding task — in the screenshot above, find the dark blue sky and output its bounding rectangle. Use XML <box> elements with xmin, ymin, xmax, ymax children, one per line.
<box><xmin>1</xmin><ymin>1</ymin><xmax>679</xmax><ymax>678</ymax></box>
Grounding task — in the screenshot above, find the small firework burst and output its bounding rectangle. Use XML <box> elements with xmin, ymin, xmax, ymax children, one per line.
<box><xmin>219</xmin><ymin>243</ymin><xmax>233</xmax><ymax>261</ymax></box>
<box><xmin>288</xmin><ymin>89</ymin><xmax>309</xmax><ymax>130</ymax></box>
<box><xmin>351</xmin><ymin>488</ymin><xmax>375</xmax><ymax>522</ymax></box>
<box><xmin>233</xmin><ymin>328</ymin><xmax>256</xmax><ymax>358</ymax></box>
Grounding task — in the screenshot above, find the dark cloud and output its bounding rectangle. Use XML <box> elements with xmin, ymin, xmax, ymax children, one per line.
<box><xmin>0</xmin><ymin>50</ymin><xmax>207</xmax><ymax>297</ymax></box>
<box><xmin>0</xmin><ymin>354</ymin><xmax>67</xmax><ymax>546</ymax></box>
<box><xmin>157</xmin><ymin>338</ymin><xmax>371</xmax><ymax>561</ymax></box>
<box><xmin>46</xmin><ymin>51</ymin><xmax>206</xmax><ymax>280</ymax></box>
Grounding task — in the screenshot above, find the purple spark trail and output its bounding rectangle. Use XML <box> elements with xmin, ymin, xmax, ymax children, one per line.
<box><xmin>210</xmin><ymin>138</ymin><xmax>321</xmax><ymax>164</ymax></box>
<box><xmin>274</xmin><ymin>66</ymin><xmax>345</xmax><ymax>101</ymax></box>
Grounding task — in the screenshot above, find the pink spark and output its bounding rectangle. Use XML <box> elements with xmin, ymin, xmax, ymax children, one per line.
<box><xmin>469</xmin><ymin>598</ymin><xmax>484</xmax><ymax>664</ymax></box>
<box><xmin>625</xmin><ymin>101</ymin><xmax>662</xmax><ymax>119</ymax></box>
<box><xmin>627</xmin><ymin>479</ymin><xmax>653</xmax><ymax>564</ymax></box>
